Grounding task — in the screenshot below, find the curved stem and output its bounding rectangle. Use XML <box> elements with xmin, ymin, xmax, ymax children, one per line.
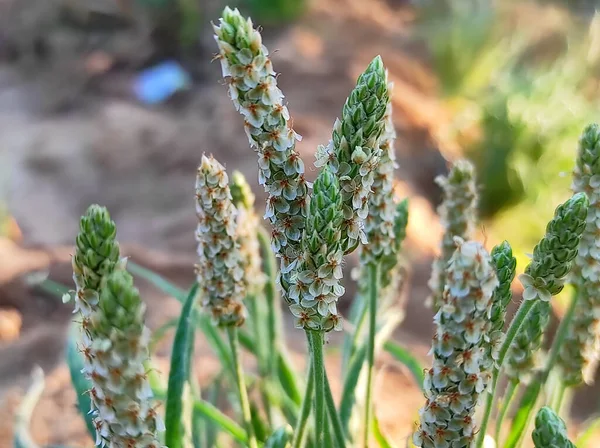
<box><xmin>291</xmin><ymin>361</ymin><xmax>314</xmax><ymax>448</ymax></box>
<box><xmin>363</xmin><ymin>263</ymin><xmax>380</xmax><ymax>448</ymax></box>
<box><xmin>476</xmin><ymin>299</ymin><xmax>535</xmax><ymax>448</ymax></box>
<box><xmin>309</xmin><ymin>330</ymin><xmax>326</xmax><ymax>447</ymax></box>
<box><xmin>551</xmin><ymin>381</ymin><xmax>567</xmax><ymax>413</ymax></box>
<box><xmin>226</xmin><ymin>326</ymin><xmax>258</xmax><ymax>448</ymax></box>
<box><xmin>494</xmin><ymin>380</ymin><xmax>519</xmax><ymax>446</ymax></box>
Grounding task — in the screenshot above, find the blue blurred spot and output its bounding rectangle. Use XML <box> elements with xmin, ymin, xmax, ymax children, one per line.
<box><xmin>134</xmin><ymin>61</ymin><xmax>191</xmax><ymax>105</ymax></box>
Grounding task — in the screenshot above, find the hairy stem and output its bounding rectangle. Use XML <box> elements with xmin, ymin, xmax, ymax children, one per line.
<box><xmin>227</xmin><ymin>326</ymin><xmax>258</xmax><ymax>448</ymax></box>
<box><xmin>292</xmin><ymin>361</ymin><xmax>314</xmax><ymax>448</ymax></box>
<box><xmin>308</xmin><ymin>330</ymin><xmax>326</xmax><ymax>447</ymax></box>
<box><xmin>324</xmin><ymin>373</ymin><xmax>346</xmax><ymax>447</ymax></box>
<box><xmin>494</xmin><ymin>380</ymin><xmax>518</xmax><ymax>445</ymax></box>
<box><xmin>363</xmin><ymin>263</ymin><xmax>380</xmax><ymax>447</ymax></box>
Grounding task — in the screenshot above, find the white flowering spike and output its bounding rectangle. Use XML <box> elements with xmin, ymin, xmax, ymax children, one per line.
<box><xmin>315</xmin><ymin>56</ymin><xmax>390</xmax><ymax>255</ymax></box>
<box><xmin>213</xmin><ymin>7</ymin><xmax>308</xmax><ymax>298</ymax></box>
<box><xmin>414</xmin><ymin>239</ymin><xmax>498</xmax><ymax>448</ymax></box>
<box><xmin>289</xmin><ymin>166</ymin><xmax>345</xmax><ymax>332</ymax></box>
<box><xmin>559</xmin><ymin>124</ymin><xmax>600</xmax><ymax>386</ymax></box>
<box><xmin>505</xmin><ymin>193</ymin><xmax>588</xmax><ymax>382</ymax></box>
<box><xmin>195</xmin><ymin>155</ymin><xmax>247</xmax><ymax>327</ymax></box>
<box><xmin>230</xmin><ymin>171</ymin><xmax>265</xmax><ymax>295</ymax></box>
<box><xmin>360</xmin><ymin>90</ymin><xmax>399</xmax><ymax>265</ymax></box>
<box><xmin>71</xmin><ymin>206</ymin><xmax>161</xmax><ymax>448</ymax></box>
<box><xmin>427</xmin><ymin>160</ymin><xmax>478</xmax><ymax>311</ymax></box>
<box><xmin>85</xmin><ymin>271</ymin><xmax>163</xmax><ymax>448</ymax></box>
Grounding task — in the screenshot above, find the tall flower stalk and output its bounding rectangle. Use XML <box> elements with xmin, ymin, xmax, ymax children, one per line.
<box><xmin>195</xmin><ymin>154</ymin><xmax>257</xmax><ymax>448</ymax></box>
<box><xmin>414</xmin><ymin>239</ymin><xmax>498</xmax><ymax>448</ymax></box>
<box><xmin>71</xmin><ymin>205</ymin><xmax>163</xmax><ymax>448</ymax></box>
<box><xmin>476</xmin><ymin>192</ymin><xmax>588</xmax><ymax>447</ymax></box>
<box><xmin>427</xmin><ymin>160</ymin><xmax>478</xmax><ymax>312</ymax></box>
<box><xmin>558</xmin><ymin>123</ymin><xmax>600</xmax><ymax>387</ymax></box>
<box><xmin>213</xmin><ymin>6</ymin><xmax>308</xmax><ymax>301</ymax></box>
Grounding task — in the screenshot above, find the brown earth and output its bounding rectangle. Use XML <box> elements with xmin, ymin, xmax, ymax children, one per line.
<box><xmin>0</xmin><ymin>0</ymin><xmax>599</xmax><ymax>447</ymax></box>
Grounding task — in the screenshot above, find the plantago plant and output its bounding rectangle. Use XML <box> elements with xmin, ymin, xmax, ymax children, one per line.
<box><xmin>18</xmin><ymin>6</ymin><xmax>600</xmax><ymax>448</ymax></box>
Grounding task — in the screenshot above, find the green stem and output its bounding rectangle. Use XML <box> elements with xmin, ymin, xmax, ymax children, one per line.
<box><xmin>309</xmin><ymin>330</ymin><xmax>326</xmax><ymax>447</ymax></box>
<box><xmin>363</xmin><ymin>262</ymin><xmax>380</xmax><ymax>448</ymax></box>
<box><xmin>226</xmin><ymin>326</ymin><xmax>258</xmax><ymax>448</ymax></box>
<box><xmin>494</xmin><ymin>380</ymin><xmax>519</xmax><ymax>446</ymax></box>
<box><xmin>476</xmin><ymin>299</ymin><xmax>535</xmax><ymax>448</ymax></box>
<box><xmin>291</xmin><ymin>361</ymin><xmax>314</xmax><ymax>448</ymax></box>
<box><xmin>324</xmin><ymin>373</ymin><xmax>346</xmax><ymax>447</ymax></box>
<box><xmin>551</xmin><ymin>381</ymin><xmax>567</xmax><ymax>413</ymax></box>
<box><xmin>193</xmin><ymin>398</ymin><xmax>249</xmax><ymax>444</ymax></box>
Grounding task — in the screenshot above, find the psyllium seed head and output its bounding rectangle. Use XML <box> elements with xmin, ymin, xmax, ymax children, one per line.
<box><xmin>532</xmin><ymin>407</ymin><xmax>575</xmax><ymax>448</ymax></box>
<box><xmin>290</xmin><ymin>166</ymin><xmax>345</xmax><ymax>332</ymax></box>
<box><xmin>507</xmin><ymin>193</ymin><xmax>588</xmax><ymax>383</ymax></box>
<box><xmin>427</xmin><ymin>160</ymin><xmax>478</xmax><ymax>311</ymax></box>
<box><xmin>414</xmin><ymin>239</ymin><xmax>498</xmax><ymax>448</ymax></box>
<box><xmin>315</xmin><ymin>56</ymin><xmax>390</xmax><ymax>255</ymax></box>
<box><xmin>360</xmin><ymin>85</ymin><xmax>398</xmax><ymax>265</ymax></box>
<box><xmin>230</xmin><ymin>171</ymin><xmax>264</xmax><ymax>295</ymax></box>
<box><xmin>213</xmin><ymin>7</ymin><xmax>308</xmax><ymax>295</ymax></box>
<box><xmin>195</xmin><ymin>155</ymin><xmax>247</xmax><ymax>327</ymax></box>
<box><xmin>84</xmin><ymin>270</ymin><xmax>163</xmax><ymax>448</ymax></box>
<box><xmin>559</xmin><ymin>123</ymin><xmax>600</xmax><ymax>386</ymax></box>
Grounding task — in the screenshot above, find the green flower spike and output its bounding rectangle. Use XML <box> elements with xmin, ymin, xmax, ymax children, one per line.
<box><xmin>414</xmin><ymin>238</ymin><xmax>498</xmax><ymax>448</ymax></box>
<box><xmin>290</xmin><ymin>166</ymin><xmax>345</xmax><ymax>332</ymax></box>
<box><xmin>481</xmin><ymin>241</ymin><xmax>517</xmax><ymax>372</ymax></box>
<box><xmin>315</xmin><ymin>55</ymin><xmax>390</xmax><ymax>255</ymax></box>
<box><xmin>213</xmin><ymin>7</ymin><xmax>308</xmax><ymax>296</ymax></box>
<box><xmin>231</xmin><ymin>171</ymin><xmax>265</xmax><ymax>295</ymax></box>
<box><xmin>427</xmin><ymin>160</ymin><xmax>478</xmax><ymax>311</ymax></box>
<box><xmin>195</xmin><ymin>155</ymin><xmax>247</xmax><ymax>327</ymax></box>
<box><xmin>506</xmin><ymin>192</ymin><xmax>589</xmax><ymax>382</ymax></box>
<box><xmin>532</xmin><ymin>407</ymin><xmax>575</xmax><ymax>448</ymax></box>
<box><xmin>559</xmin><ymin>123</ymin><xmax>600</xmax><ymax>386</ymax></box>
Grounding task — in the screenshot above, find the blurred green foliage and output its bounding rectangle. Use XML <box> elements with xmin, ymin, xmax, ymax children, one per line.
<box><xmin>416</xmin><ymin>0</ymin><xmax>600</xmax><ymax>270</ymax></box>
<box><xmin>246</xmin><ymin>0</ymin><xmax>308</xmax><ymax>25</ymax></box>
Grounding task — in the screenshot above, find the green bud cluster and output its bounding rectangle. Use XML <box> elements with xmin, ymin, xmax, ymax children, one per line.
<box><xmin>359</xmin><ymin>93</ymin><xmax>399</xmax><ymax>265</ymax></box>
<box><xmin>414</xmin><ymin>239</ymin><xmax>498</xmax><ymax>448</ymax></box>
<box><xmin>315</xmin><ymin>56</ymin><xmax>390</xmax><ymax>255</ymax></box>
<box><xmin>559</xmin><ymin>123</ymin><xmax>600</xmax><ymax>386</ymax></box>
<box><xmin>289</xmin><ymin>167</ymin><xmax>345</xmax><ymax>332</ymax></box>
<box><xmin>506</xmin><ymin>193</ymin><xmax>588</xmax><ymax>382</ymax></box>
<box><xmin>532</xmin><ymin>407</ymin><xmax>575</xmax><ymax>448</ymax></box>
<box><xmin>427</xmin><ymin>160</ymin><xmax>478</xmax><ymax>311</ymax></box>
<box><xmin>195</xmin><ymin>155</ymin><xmax>247</xmax><ymax>327</ymax></box>
<box><xmin>482</xmin><ymin>241</ymin><xmax>516</xmax><ymax>372</ymax></box>
<box><xmin>231</xmin><ymin>171</ymin><xmax>265</xmax><ymax>295</ymax></box>
<box><xmin>71</xmin><ymin>205</ymin><xmax>162</xmax><ymax>447</ymax></box>
<box><xmin>213</xmin><ymin>7</ymin><xmax>308</xmax><ymax>294</ymax></box>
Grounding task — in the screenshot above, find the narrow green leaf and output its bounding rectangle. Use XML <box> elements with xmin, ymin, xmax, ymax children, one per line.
<box><xmin>194</xmin><ymin>399</ymin><xmax>249</xmax><ymax>444</ymax></box>
<box><xmin>265</xmin><ymin>425</ymin><xmax>293</xmax><ymax>448</ymax></box>
<box><xmin>14</xmin><ymin>367</ymin><xmax>45</xmax><ymax>448</ymax></box>
<box><xmin>65</xmin><ymin>325</ymin><xmax>96</xmax><ymax>441</ymax></box>
<box><xmin>373</xmin><ymin>412</ymin><xmax>394</xmax><ymax>448</ymax></box>
<box><xmin>205</xmin><ymin>380</ymin><xmax>223</xmax><ymax>448</ymax></box>
<box><xmin>339</xmin><ymin>343</ymin><xmax>368</xmax><ymax>437</ymax></box>
<box><xmin>195</xmin><ymin>313</ymin><xmax>234</xmax><ymax>375</ymax></box>
<box><xmin>278</xmin><ymin>351</ymin><xmax>302</xmax><ymax>406</ymax></box>
<box><xmin>250</xmin><ymin>400</ymin><xmax>270</xmax><ymax>442</ymax></box>
<box><xmin>383</xmin><ymin>341</ymin><xmax>425</xmax><ymax>391</ymax></box>
<box><xmin>164</xmin><ymin>283</ymin><xmax>199</xmax><ymax>448</ymax></box>
<box><xmin>127</xmin><ymin>261</ymin><xmax>187</xmax><ymax>302</ymax></box>
<box><xmin>504</xmin><ymin>380</ymin><xmax>542</xmax><ymax>448</ymax></box>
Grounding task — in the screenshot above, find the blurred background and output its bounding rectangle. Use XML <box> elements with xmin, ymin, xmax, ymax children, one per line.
<box><xmin>1</xmin><ymin>0</ymin><xmax>600</xmax><ymax>445</ymax></box>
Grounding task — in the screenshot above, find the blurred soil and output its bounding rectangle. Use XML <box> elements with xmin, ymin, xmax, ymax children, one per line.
<box><xmin>0</xmin><ymin>0</ymin><xmax>598</xmax><ymax>446</ymax></box>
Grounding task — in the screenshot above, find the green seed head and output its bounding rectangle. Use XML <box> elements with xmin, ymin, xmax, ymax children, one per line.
<box><xmin>230</xmin><ymin>170</ymin><xmax>256</xmax><ymax>211</ymax></box>
<box><xmin>532</xmin><ymin>407</ymin><xmax>575</xmax><ymax>448</ymax></box>
<box><xmin>315</xmin><ymin>56</ymin><xmax>391</xmax><ymax>255</ymax></box>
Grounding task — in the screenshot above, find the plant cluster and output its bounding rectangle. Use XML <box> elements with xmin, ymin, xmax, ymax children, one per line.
<box><xmin>13</xmin><ymin>6</ymin><xmax>600</xmax><ymax>448</ymax></box>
